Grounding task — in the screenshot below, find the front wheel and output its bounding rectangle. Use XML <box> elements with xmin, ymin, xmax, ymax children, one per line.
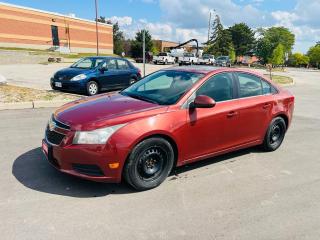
<box><xmin>123</xmin><ymin>137</ymin><xmax>175</xmax><ymax>191</ymax></box>
<box><xmin>129</xmin><ymin>78</ymin><xmax>137</xmax><ymax>85</ymax></box>
<box><xmin>262</xmin><ymin>117</ymin><xmax>286</xmax><ymax>151</ymax></box>
<box><xmin>86</xmin><ymin>81</ymin><xmax>99</xmax><ymax>96</ymax></box>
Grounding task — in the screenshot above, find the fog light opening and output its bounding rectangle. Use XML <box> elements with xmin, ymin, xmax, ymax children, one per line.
<box><xmin>109</xmin><ymin>163</ymin><xmax>120</xmax><ymax>169</ymax></box>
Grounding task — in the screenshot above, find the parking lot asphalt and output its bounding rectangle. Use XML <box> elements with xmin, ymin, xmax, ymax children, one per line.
<box><xmin>0</xmin><ymin>62</ymin><xmax>168</xmax><ymax>90</ymax></box>
<box><xmin>0</xmin><ymin>69</ymin><xmax>320</xmax><ymax>239</ymax></box>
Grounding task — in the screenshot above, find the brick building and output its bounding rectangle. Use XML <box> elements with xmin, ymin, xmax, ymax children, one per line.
<box><xmin>0</xmin><ymin>2</ymin><xmax>113</xmax><ymax>53</ymax></box>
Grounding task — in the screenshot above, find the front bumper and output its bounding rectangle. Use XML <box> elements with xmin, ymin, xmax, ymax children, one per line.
<box><xmin>42</xmin><ymin>138</ymin><xmax>127</xmax><ymax>183</ymax></box>
<box><xmin>50</xmin><ymin>78</ymin><xmax>87</xmax><ymax>93</ymax></box>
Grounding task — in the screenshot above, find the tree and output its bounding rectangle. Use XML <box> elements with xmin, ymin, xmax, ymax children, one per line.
<box><xmin>206</xmin><ymin>14</ymin><xmax>233</xmax><ymax>56</ymax></box>
<box><xmin>112</xmin><ymin>22</ymin><xmax>125</xmax><ymax>55</ymax></box>
<box><xmin>96</xmin><ymin>16</ymin><xmax>106</xmax><ymax>23</ymax></box>
<box><xmin>289</xmin><ymin>53</ymin><xmax>310</xmax><ymax>67</ymax></box>
<box><xmin>228</xmin><ymin>23</ymin><xmax>255</xmax><ymax>57</ymax></box>
<box><xmin>256</xmin><ymin>27</ymin><xmax>295</xmax><ymax>64</ymax></box>
<box><xmin>307</xmin><ymin>44</ymin><xmax>320</xmax><ymax>68</ymax></box>
<box><xmin>256</xmin><ymin>36</ymin><xmax>272</xmax><ymax>64</ymax></box>
<box><xmin>229</xmin><ymin>45</ymin><xmax>236</xmax><ymax>63</ymax></box>
<box><xmin>131</xmin><ymin>30</ymin><xmax>153</xmax><ymax>58</ymax></box>
<box><xmin>271</xmin><ymin>44</ymin><xmax>285</xmax><ymax>66</ymax></box>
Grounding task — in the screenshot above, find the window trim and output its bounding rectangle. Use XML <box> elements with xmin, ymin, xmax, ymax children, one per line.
<box><xmin>234</xmin><ymin>72</ymin><xmax>278</xmax><ymax>99</ymax></box>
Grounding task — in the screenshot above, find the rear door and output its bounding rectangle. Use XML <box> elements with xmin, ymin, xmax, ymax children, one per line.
<box><xmin>116</xmin><ymin>59</ymin><xmax>132</xmax><ymax>87</ymax></box>
<box><xmin>233</xmin><ymin>72</ymin><xmax>275</xmax><ymax>143</ymax></box>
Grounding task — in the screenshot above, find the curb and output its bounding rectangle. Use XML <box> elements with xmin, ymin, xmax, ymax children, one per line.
<box><xmin>0</xmin><ymin>100</ymin><xmax>71</xmax><ymax>111</ymax></box>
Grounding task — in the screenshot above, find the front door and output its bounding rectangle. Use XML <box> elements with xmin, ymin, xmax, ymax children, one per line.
<box><xmin>183</xmin><ymin>72</ymin><xmax>240</xmax><ymax>161</ymax></box>
<box><xmin>51</xmin><ymin>25</ymin><xmax>59</xmax><ymax>46</ymax></box>
<box><xmin>98</xmin><ymin>59</ymin><xmax>120</xmax><ymax>90</ymax></box>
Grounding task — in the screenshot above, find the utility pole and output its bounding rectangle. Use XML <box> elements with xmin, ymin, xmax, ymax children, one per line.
<box><xmin>95</xmin><ymin>0</ymin><xmax>99</xmax><ymax>56</ymax></box>
<box><xmin>143</xmin><ymin>29</ymin><xmax>146</xmax><ymax>77</ymax></box>
<box><xmin>207</xmin><ymin>10</ymin><xmax>212</xmax><ymax>43</ymax></box>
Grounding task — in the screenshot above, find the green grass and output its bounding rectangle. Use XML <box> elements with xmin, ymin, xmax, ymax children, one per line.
<box><xmin>62</xmin><ymin>52</ymin><xmax>117</xmax><ymax>59</ymax></box>
<box><xmin>264</xmin><ymin>74</ymin><xmax>293</xmax><ymax>85</ymax></box>
<box><xmin>0</xmin><ymin>47</ymin><xmax>117</xmax><ymax>58</ymax></box>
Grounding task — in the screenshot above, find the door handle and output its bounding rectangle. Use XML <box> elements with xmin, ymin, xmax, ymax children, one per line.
<box><xmin>263</xmin><ymin>103</ymin><xmax>271</xmax><ymax>109</ymax></box>
<box><xmin>227</xmin><ymin>111</ymin><xmax>238</xmax><ymax>118</ymax></box>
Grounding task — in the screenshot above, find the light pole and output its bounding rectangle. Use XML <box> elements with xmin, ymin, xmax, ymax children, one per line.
<box><xmin>143</xmin><ymin>29</ymin><xmax>146</xmax><ymax>77</ymax></box>
<box><xmin>207</xmin><ymin>10</ymin><xmax>212</xmax><ymax>42</ymax></box>
<box><xmin>207</xmin><ymin>9</ymin><xmax>216</xmax><ymax>43</ymax></box>
<box><xmin>95</xmin><ymin>0</ymin><xmax>99</xmax><ymax>56</ymax></box>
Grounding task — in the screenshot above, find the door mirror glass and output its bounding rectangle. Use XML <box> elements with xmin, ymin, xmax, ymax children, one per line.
<box><xmin>191</xmin><ymin>95</ymin><xmax>216</xmax><ymax>108</ymax></box>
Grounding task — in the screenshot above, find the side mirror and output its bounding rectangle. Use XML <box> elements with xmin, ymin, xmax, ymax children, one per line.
<box><xmin>99</xmin><ymin>66</ymin><xmax>107</xmax><ymax>73</ymax></box>
<box><xmin>191</xmin><ymin>95</ymin><xmax>216</xmax><ymax>108</ymax></box>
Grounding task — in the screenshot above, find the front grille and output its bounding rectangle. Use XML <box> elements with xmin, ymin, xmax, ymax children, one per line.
<box><xmin>72</xmin><ymin>164</ymin><xmax>105</xmax><ymax>177</ymax></box>
<box><xmin>46</xmin><ymin>127</ymin><xmax>66</xmax><ymax>145</ymax></box>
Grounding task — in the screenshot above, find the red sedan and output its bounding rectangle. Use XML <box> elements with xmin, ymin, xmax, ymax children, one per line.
<box><xmin>42</xmin><ymin>66</ymin><xmax>294</xmax><ymax>190</ymax></box>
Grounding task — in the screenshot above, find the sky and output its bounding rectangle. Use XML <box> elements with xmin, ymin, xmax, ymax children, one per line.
<box><xmin>1</xmin><ymin>0</ymin><xmax>320</xmax><ymax>53</ymax></box>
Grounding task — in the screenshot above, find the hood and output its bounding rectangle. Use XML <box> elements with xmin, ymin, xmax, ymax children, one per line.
<box><xmin>55</xmin><ymin>93</ymin><xmax>167</xmax><ymax>131</ymax></box>
<box><xmin>54</xmin><ymin>67</ymin><xmax>94</xmax><ymax>80</ymax></box>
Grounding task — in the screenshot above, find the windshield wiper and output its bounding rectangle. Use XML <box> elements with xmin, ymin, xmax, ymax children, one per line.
<box><xmin>122</xmin><ymin>92</ymin><xmax>159</xmax><ymax>105</ymax></box>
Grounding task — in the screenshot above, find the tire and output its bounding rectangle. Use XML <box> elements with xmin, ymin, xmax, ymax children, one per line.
<box><xmin>86</xmin><ymin>81</ymin><xmax>99</xmax><ymax>96</ymax></box>
<box><xmin>262</xmin><ymin>117</ymin><xmax>286</xmax><ymax>152</ymax></box>
<box><xmin>123</xmin><ymin>137</ymin><xmax>175</xmax><ymax>191</ymax></box>
<box><xmin>129</xmin><ymin>78</ymin><xmax>137</xmax><ymax>85</ymax></box>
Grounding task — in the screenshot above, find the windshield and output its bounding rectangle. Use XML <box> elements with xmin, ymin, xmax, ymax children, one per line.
<box><xmin>71</xmin><ymin>58</ymin><xmax>105</xmax><ymax>69</ymax></box>
<box><xmin>158</xmin><ymin>53</ymin><xmax>167</xmax><ymax>56</ymax></box>
<box><xmin>183</xmin><ymin>53</ymin><xmax>194</xmax><ymax>57</ymax></box>
<box><xmin>217</xmin><ymin>56</ymin><xmax>228</xmax><ymax>61</ymax></box>
<box><xmin>203</xmin><ymin>54</ymin><xmax>212</xmax><ymax>59</ymax></box>
<box><xmin>121</xmin><ymin>70</ymin><xmax>204</xmax><ymax>105</ymax></box>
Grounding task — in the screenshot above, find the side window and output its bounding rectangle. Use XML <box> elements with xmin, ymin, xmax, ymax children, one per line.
<box><xmin>117</xmin><ymin>59</ymin><xmax>129</xmax><ymax>70</ymax></box>
<box><xmin>196</xmin><ymin>73</ymin><xmax>234</xmax><ymax>102</ymax></box>
<box><xmin>94</xmin><ymin>59</ymin><xmax>104</xmax><ymax>67</ymax></box>
<box><xmin>106</xmin><ymin>59</ymin><xmax>117</xmax><ymax>70</ymax></box>
<box><xmin>237</xmin><ymin>73</ymin><xmax>262</xmax><ymax>98</ymax></box>
<box><xmin>261</xmin><ymin>80</ymin><xmax>271</xmax><ymax>95</ymax></box>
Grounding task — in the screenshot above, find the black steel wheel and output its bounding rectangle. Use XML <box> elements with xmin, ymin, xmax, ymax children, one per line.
<box><xmin>123</xmin><ymin>137</ymin><xmax>174</xmax><ymax>191</ymax></box>
<box><xmin>262</xmin><ymin>117</ymin><xmax>286</xmax><ymax>151</ymax></box>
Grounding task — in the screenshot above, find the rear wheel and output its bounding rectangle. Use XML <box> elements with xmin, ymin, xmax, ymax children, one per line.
<box><xmin>262</xmin><ymin>117</ymin><xmax>286</xmax><ymax>151</ymax></box>
<box><xmin>86</xmin><ymin>81</ymin><xmax>99</xmax><ymax>96</ymax></box>
<box><xmin>123</xmin><ymin>137</ymin><xmax>174</xmax><ymax>191</ymax></box>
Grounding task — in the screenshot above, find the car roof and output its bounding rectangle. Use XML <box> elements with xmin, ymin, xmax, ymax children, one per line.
<box><xmin>83</xmin><ymin>56</ymin><xmax>125</xmax><ymax>60</ymax></box>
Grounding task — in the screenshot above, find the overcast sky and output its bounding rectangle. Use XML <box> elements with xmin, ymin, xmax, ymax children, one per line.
<box><xmin>2</xmin><ymin>0</ymin><xmax>320</xmax><ymax>53</ymax></box>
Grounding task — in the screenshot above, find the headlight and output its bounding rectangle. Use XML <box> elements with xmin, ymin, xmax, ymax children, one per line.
<box><xmin>73</xmin><ymin>124</ymin><xmax>126</xmax><ymax>144</ymax></box>
<box><xmin>70</xmin><ymin>74</ymin><xmax>87</xmax><ymax>81</ymax></box>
